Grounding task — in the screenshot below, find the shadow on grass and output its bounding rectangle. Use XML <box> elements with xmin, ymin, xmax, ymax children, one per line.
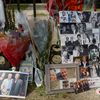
<box><xmin>27</xmin><ymin>82</ymin><xmax>36</xmax><ymax>96</ymax></box>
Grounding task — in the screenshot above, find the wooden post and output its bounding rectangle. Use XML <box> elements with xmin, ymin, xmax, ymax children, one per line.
<box><xmin>33</xmin><ymin>0</ymin><xmax>36</xmax><ymax>18</ymax></box>
<box><xmin>17</xmin><ymin>0</ymin><xmax>20</xmax><ymax>11</ymax></box>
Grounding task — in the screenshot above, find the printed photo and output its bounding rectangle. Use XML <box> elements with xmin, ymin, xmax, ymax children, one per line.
<box><xmin>89</xmin><ymin>43</ymin><xmax>99</xmax><ymax>62</ymax></box>
<box><xmin>61</xmin><ymin>34</ymin><xmax>83</xmax><ymax>64</ymax></box>
<box><xmin>45</xmin><ymin>64</ymin><xmax>79</xmax><ymax>94</ymax></box>
<box><xmin>73</xmin><ymin>56</ymin><xmax>82</xmax><ymax>64</ymax></box>
<box><xmin>79</xmin><ymin>57</ymin><xmax>100</xmax><ymax>80</ymax></box>
<box><xmin>77</xmin><ymin>12</ymin><xmax>91</xmax><ymax>23</ymax></box>
<box><xmin>96</xmin><ymin>13</ymin><xmax>100</xmax><ymax>28</ymax></box>
<box><xmin>81</xmin><ymin>12</ymin><xmax>91</xmax><ymax>22</ymax></box>
<box><xmin>60</xmin><ymin>23</ymin><xmax>78</xmax><ymax>34</ymax></box>
<box><xmin>19</xmin><ymin>66</ymin><xmax>33</xmax><ymax>82</ymax></box>
<box><xmin>73</xmin><ymin>79</ymin><xmax>90</xmax><ymax>94</ymax></box>
<box><xmin>59</xmin><ymin>78</ymin><xmax>76</xmax><ymax>90</ymax></box>
<box><xmin>59</xmin><ymin>11</ymin><xmax>81</xmax><ymax>23</ymax></box>
<box><xmin>90</xmin><ymin>62</ymin><xmax>100</xmax><ymax>78</ymax></box>
<box><xmin>87</xmin><ymin>77</ymin><xmax>100</xmax><ymax>88</ymax></box>
<box><xmin>0</xmin><ymin>71</ymin><xmax>29</xmax><ymax>99</ymax></box>
<box><xmin>60</xmin><ymin>11</ymin><xmax>100</xmax><ymax>64</ymax></box>
<box><xmin>50</xmin><ymin>67</ymin><xmax>77</xmax><ymax>91</ymax></box>
<box><xmin>0</xmin><ymin>52</ymin><xmax>11</xmax><ymax>70</ymax></box>
<box><xmin>77</xmin><ymin>23</ymin><xmax>93</xmax><ymax>45</ymax></box>
<box><xmin>90</xmin><ymin>12</ymin><xmax>98</xmax><ymax>28</ymax></box>
<box><xmin>79</xmin><ymin>56</ymin><xmax>91</xmax><ymax>79</ymax></box>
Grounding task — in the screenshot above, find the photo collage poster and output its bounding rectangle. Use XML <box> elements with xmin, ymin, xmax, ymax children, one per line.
<box><xmin>59</xmin><ymin>11</ymin><xmax>100</xmax><ymax>89</ymax></box>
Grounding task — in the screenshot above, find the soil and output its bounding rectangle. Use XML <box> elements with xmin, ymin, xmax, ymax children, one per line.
<box><xmin>0</xmin><ymin>85</ymin><xmax>99</xmax><ymax>100</ymax></box>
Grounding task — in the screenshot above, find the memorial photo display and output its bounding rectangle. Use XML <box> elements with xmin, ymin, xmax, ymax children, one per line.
<box><xmin>59</xmin><ymin>11</ymin><xmax>100</xmax><ymax>89</ymax></box>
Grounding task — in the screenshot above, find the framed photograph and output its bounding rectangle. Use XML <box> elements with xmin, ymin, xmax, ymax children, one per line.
<box><xmin>19</xmin><ymin>66</ymin><xmax>33</xmax><ymax>82</ymax></box>
<box><xmin>0</xmin><ymin>53</ymin><xmax>11</xmax><ymax>70</ymax></box>
<box><xmin>73</xmin><ymin>56</ymin><xmax>82</xmax><ymax>64</ymax></box>
<box><xmin>0</xmin><ymin>71</ymin><xmax>29</xmax><ymax>99</ymax></box>
<box><xmin>45</xmin><ymin>64</ymin><xmax>79</xmax><ymax>94</ymax></box>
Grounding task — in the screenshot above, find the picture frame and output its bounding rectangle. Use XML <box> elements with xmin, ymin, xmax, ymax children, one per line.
<box><xmin>19</xmin><ymin>66</ymin><xmax>33</xmax><ymax>82</ymax></box>
<box><xmin>45</xmin><ymin>64</ymin><xmax>79</xmax><ymax>94</ymax></box>
<box><xmin>73</xmin><ymin>56</ymin><xmax>82</xmax><ymax>64</ymax></box>
<box><xmin>0</xmin><ymin>71</ymin><xmax>29</xmax><ymax>99</ymax></box>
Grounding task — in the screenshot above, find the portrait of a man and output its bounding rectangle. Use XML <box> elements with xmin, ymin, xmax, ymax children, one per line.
<box><xmin>0</xmin><ymin>71</ymin><xmax>29</xmax><ymax>99</ymax></box>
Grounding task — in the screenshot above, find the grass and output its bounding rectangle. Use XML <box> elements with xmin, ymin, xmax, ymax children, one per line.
<box><xmin>26</xmin><ymin>83</ymin><xmax>71</xmax><ymax>100</ymax></box>
<box><xmin>36</xmin><ymin>13</ymin><xmax>48</xmax><ymax>16</ymax></box>
<box><xmin>7</xmin><ymin>4</ymin><xmax>28</xmax><ymax>10</ymax></box>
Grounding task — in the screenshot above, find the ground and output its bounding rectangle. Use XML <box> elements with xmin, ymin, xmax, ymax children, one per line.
<box><xmin>1</xmin><ymin>85</ymin><xmax>100</xmax><ymax>100</ymax></box>
<box><xmin>25</xmin><ymin>85</ymin><xmax>100</xmax><ymax>100</ymax></box>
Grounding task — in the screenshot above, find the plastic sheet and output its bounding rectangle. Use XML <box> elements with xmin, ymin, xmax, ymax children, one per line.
<box><xmin>34</xmin><ymin>67</ymin><xmax>43</xmax><ymax>87</ymax></box>
<box><xmin>0</xmin><ymin>0</ymin><xmax>5</xmax><ymax>28</ymax></box>
<box><xmin>15</xmin><ymin>11</ymin><xmax>29</xmax><ymax>36</ymax></box>
<box><xmin>33</xmin><ymin>20</ymin><xmax>50</xmax><ymax>53</ymax></box>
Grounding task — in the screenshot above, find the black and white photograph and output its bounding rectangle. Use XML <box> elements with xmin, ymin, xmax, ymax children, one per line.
<box><xmin>78</xmin><ymin>23</ymin><xmax>92</xmax><ymax>45</ymax></box>
<box><xmin>89</xmin><ymin>12</ymin><xmax>100</xmax><ymax>30</ymax></box>
<box><xmin>61</xmin><ymin>34</ymin><xmax>83</xmax><ymax>64</ymax></box>
<box><xmin>60</xmin><ymin>11</ymin><xmax>100</xmax><ymax>64</ymax></box>
<box><xmin>77</xmin><ymin>11</ymin><xmax>91</xmax><ymax>23</ymax></box>
<box><xmin>0</xmin><ymin>71</ymin><xmax>29</xmax><ymax>99</ymax></box>
<box><xmin>60</xmin><ymin>23</ymin><xmax>78</xmax><ymax>34</ymax></box>
<box><xmin>90</xmin><ymin>12</ymin><xmax>98</xmax><ymax>28</ymax></box>
<box><xmin>96</xmin><ymin>13</ymin><xmax>100</xmax><ymax>28</ymax></box>
<box><xmin>81</xmin><ymin>12</ymin><xmax>91</xmax><ymax>23</ymax></box>
<box><xmin>89</xmin><ymin>45</ymin><xmax>99</xmax><ymax>62</ymax></box>
<box><xmin>59</xmin><ymin>11</ymin><xmax>68</xmax><ymax>23</ymax></box>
